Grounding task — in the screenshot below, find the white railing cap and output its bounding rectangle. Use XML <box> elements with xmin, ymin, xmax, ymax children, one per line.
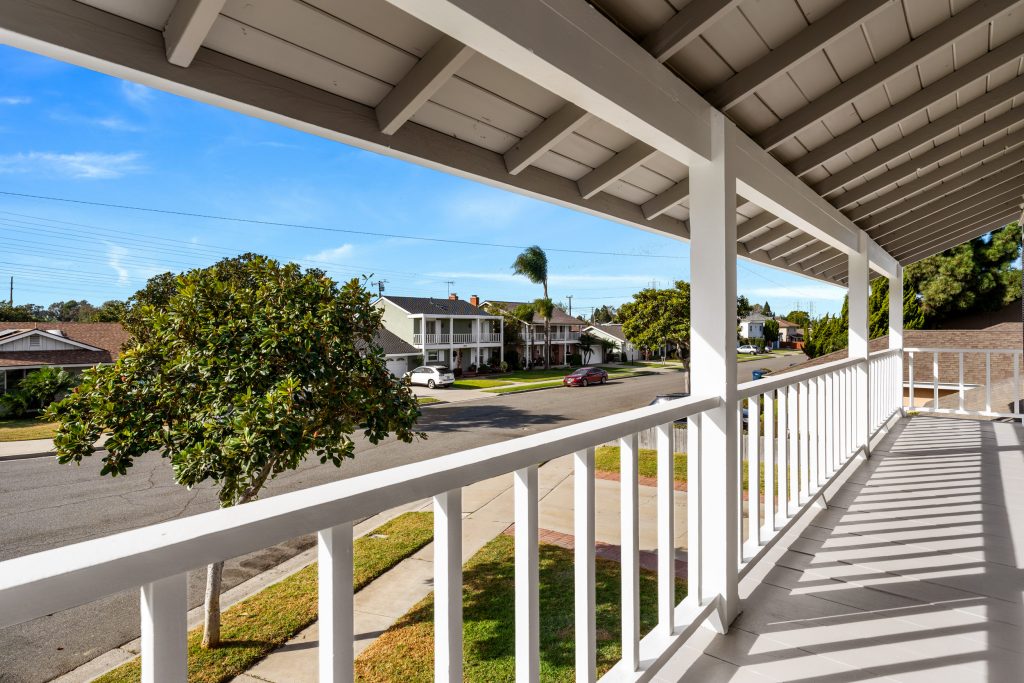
<box><xmin>905</xmin><ymin>347</ymin><xmax>1022</xmax><ymax>354</ymax></box>
<box><xmin>0</xmin><ymin>393</ymin><xmax>717</xmax><ymax>628</ymax></box>
<box><xmin>737</xmin><ymin>354</ymin><xmax>863</xmax><ymax>399</ymax></box>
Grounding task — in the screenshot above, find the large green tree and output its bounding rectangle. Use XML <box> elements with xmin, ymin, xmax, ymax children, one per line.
<box><xmin>512</xmin><ymin>246</ymin><xmax>553</xmax><ymax>369</ymax></box>
<box><xmin>48</xmin><ymin>254</ymin><xmax>421</xmax><ymax>648</ymax></box>
<box><xmin>618</xmin><ymin>280</ymin><xmax>690</xmax><ymax>360</ymax></box>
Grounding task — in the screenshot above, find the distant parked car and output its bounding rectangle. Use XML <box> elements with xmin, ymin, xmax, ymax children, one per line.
<box><xmin>563</xmin><ymin>366</ymin><xmax>608</xmax><ymax>387</ymax></box>
<box><xmin>404</xmin><ymin>366</ymin><xmax>455</xmax><ymax>388</ymax></box>
<box><xmin>737</xmin><ymin>344</ymin><xmax>761</xmax><ymax>354</ymax></box>
<box><xmin>649</xmin><ymin>392</ymin><xmax>690</xmax><ymax>423</ymax></box>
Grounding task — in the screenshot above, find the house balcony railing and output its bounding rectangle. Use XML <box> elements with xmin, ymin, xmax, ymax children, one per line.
<box><xmin>905</xmin><ymin>346</ymin><xmax>1023</xmax><ymax>419</ymax></box>
<box><xmin>412</xmin><ymin>332</ymin><xmax>502</xmax><ymax>345</ymax></box>
<box><xmin>524</xmin><ymin>331</ymin><xmax>581</xmax><ymax>342</ymax></box>
<box><xmin>3</xmin><ymin>346</ymin><xmax>1017</xmax><ymax>681</ymax></box>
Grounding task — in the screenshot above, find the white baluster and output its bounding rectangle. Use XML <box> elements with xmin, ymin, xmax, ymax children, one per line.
<box><xmin>1015</xmin><ymin>353</ymin><xmax>1021</xmax><ymax>419</ymax></box>
<box><xmin>777</xmin><ymin>389</ymin><xmax>789</xmax><ymax>523</ymax></box>
<box><xmin>958</xmin><ymin>352</ymin><xmax>965</xmax><ymax>414</ymax></box>
<box><xmin>985</xmin><ymin>353</ymin><xmax>992</xmax><ymax>414</ymax></box>
<box><xmin>434</xmin><ymin>491</ymin><xmax>463</xmax><ymax>682</ymax></box>
<box><xmin>574</xmin><ymin>448</ymin><xmax>596</xmax><ymax>682</ymax></box>
<box><xmin>319</xmin><ymin>523</ymin><xmax>354</xmax><ymax>683</ymax></box>
<box><xmin>140</xmin><ymin>573</ymin><xmax>187</xmax><ymax>683</ymax></box>
<box><xmin>908</xmin><ymin>352</ymin><xmax>915</xmax><ymax>411</ymax></box>
<box><xmin>933</xmin><ymin>352</ymin><xmax>939</xmax><ymax>408</ymax></box>
<box><xmin>620</xmin><ymin>433</ymin><xmax>640</xmax><ymax>672</ymax></box>
<box><xmin>807</xmin><ymin>379</ymin><xmax>818</xmax><ymax>494</ymax></box>
<box><xmin>687</xmin><ymin>413</ymin><xmax>703</xmax><ymax>604</ymax></box>
<box><xmin>515</xmin><ymin>465</ymin><xmax>539</xmax><ymax>683</ymax></box>
<box><xmin>746</xmin><ymin>394</ymin><xmax>760</xmax><ymax>554</ymax></box>
<box><xmin>817</xmin><ymin>376</ymin><xmax>827</xmax><ymax>486</ymax></box>
<box><xmin>763</xmin><ymin>390</ymin><xmax>775</xmax><ymax>537</ymax></box>
<box><xmin>656</xmin><ymin>423</ymin><xmax>675</xmax><ymax>635</ymax></box>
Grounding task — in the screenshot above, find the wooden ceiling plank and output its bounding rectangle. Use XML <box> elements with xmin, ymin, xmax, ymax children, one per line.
<box><xmin>882</xmin><ymin>199</ymin><xmax>1022</xmax><ymax>253</ymax></box>
<box><xmin>504</xmin><ymin>103</ymin><xmax>590</xmax><ymax>175</ymax></box>
<box><xmin>640</xmin><ymin>0</ymin><xmax>742</xmax><ymax>63</ymax></box>
<box><xmin>872</xmin><ymin>190</ymin><xmax>1024</xmax><ymax>253</ymax></box>
<box><xmin>755</xmin><ymin>0</ymin><xmax>1019</xmax><ymax>150</ymax></box>
<box><xmin>831</xmin><ymin>105</ymin><xmax>1024</xmax><ymax>209</ymax></box>
<box><xmin>736</xmin><ymin>211</ymin><xmax>778</xmax><ymax>240</ymax></box>
<box><xmin>164</xmin><ymin>0</ymin><xmax>227</xmax><ymax>67</ymax></box>
<box><xmin>896</xmin><ymin>210</ymin><xmax>1021</xmax><ymax>262</ymax></box>
<box><xmin>376</xmin><ymin>35</ymin><xmax>474</xmax><ymax>135</ymax></box>
<box><xmin>707</xmin><ymin>0</ymin><xmax>892</xmax><ymax>110</ymax></box>
<box><xmin>744</xmin><ymin>224</ymin><xmax>800</xmax><ymax>252</ymax></box>
<box><xmin>578</xmin><ymin>141</ymin><xmax>658</xmax><ymax>198</ymax></box>
<box><xmin>767</xmin><ymin>233</ymin><xmax>817</xmax><ymax>260</ymax></box>
<box><xmin>641</xmin><ymin>177</ymin><xmax>689</xmax><ymax>219</ymax></box>
<box><xmin>789</xmin><ymin>38</ymin><xmax>1024</xmax><ymax>176</ymax></box>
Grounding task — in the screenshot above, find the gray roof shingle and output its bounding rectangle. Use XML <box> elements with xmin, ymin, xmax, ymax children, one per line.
<box><xmin>382</xmin><ymin>296</ymin><xmax>491</xmax><ymax>316</ymax></box>
<box><xmin>372</xmin><ymin>327</ymin><xmax>418</xmax><ymax>356</ymax></box>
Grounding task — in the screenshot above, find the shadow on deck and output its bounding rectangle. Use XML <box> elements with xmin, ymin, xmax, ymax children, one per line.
<box><xmin>658</xmin><ymin>415</ymin><xmax>1024</xmax><ymax>682</ymax></box>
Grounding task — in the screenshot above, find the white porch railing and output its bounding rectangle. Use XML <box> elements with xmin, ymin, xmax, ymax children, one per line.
<box><xmin>906</xmin><ymin>347</ymin><xmax>1023</xmax><ymax>420</ymax></box>
<box><xmin>1</xmin><ymin>349</ymin><xmax>952</xmax><ymax>681</ymax></box>
<box><xmin>451</xmin><ymin>333</ymin><xmax>474</xmax><ymax>344</ymax></box>
<box><xmin>411</xmin><ymin>333</ymin><xmax>450</xmax><ymax>345</ymax></box>
<box><xmin>869</xmin><ymin>348</ymin><xmax>903</xmax><ymax>435</ymax></box>
<box><xmin>479</xmin><ymin>332</ymin><xmax>501</xmax><ymax>343</ymax></box>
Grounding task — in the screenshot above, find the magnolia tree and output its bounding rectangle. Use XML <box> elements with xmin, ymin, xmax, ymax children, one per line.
<box><xmin>48</xmin><ymin>254</ymin><xmax>422</xmax><ymax>647</ymax></box>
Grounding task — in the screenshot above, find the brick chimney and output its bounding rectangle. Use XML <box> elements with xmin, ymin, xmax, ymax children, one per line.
<box><xmin>470</xmin><ymin>295</ymin><xmax>479</xmax><ymax>307</ymax></box>
<box><xmin>449</xmin><ymin>293</ymin><xmax>458</xmax><ymax>300</ymax></box>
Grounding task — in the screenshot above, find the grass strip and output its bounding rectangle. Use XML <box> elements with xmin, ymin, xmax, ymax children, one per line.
<box><xmin>451</xmin><ymin>378</ymin><xmax>514</xmax><ymax>389</ymax></box>
<box><xmin>594</xmin><ymin>445</ymin><xmax>765</xmax><ymax>493</ymax></box>
<box><xmin>483</xmin><ymin>380</ymin><xmax>565</xmax><ymax>394</ymax></box>
<box><xmin>0</xmin><ymin>417</ymin><xmax>59</xmax><ymax>442</ymax></box>
<box><xmin>417</xmin><ymin>397</ymin><xmax>442</xmax><ymax>405</ymax></box>
<box><xmin>355</xmin><ymin>534</ymin><xmax>686</xmax><ymax>681</ymax></box>
<box><xmin>94</xmin><ymin>511</ymin><xmax>434</xmax><ymax>683</ymax></box>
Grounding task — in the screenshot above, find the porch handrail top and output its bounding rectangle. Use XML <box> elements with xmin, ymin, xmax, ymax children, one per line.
<box><xmin>869</xmin><ymin>348</ymin><xmax>903</xmax><ymax>358</ymax></box>
<box><xmin>0</xmin><ymin>392</ymin><xmax>718</xmax><ymax>630</ymax></box>
<box><xmin>736</xmin><ymin>355</ymin><xmax>862</xmax><ymax>399</ymax></box>
<box><xmin>905</xmin><ymin>347</ymin><xmax>1023</xmax><ymax>354</ymax></box>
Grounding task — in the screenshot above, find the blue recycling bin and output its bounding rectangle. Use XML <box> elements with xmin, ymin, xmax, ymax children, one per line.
<box><xmin>751</xmin><ymin>370</ymin><xmax>765</xmax><ymax>381</ymax></box>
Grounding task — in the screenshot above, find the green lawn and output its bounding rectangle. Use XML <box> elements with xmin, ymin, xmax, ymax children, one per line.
<box><xmin>355</xmin><ymin>534</ymin><xmax>686</xmax><ymax>682</ymax></box>
<box><xmin>498</xmin><ymin>368</ymin><xmax>576</xmax><ymax>382</ymax></box>
<box><xmin>417</xmin><ymin>397</ymin><xmax>442</xmax><ymax>405</ymax></box>
<box><xmin>483</xmin><ymin>380</ymin><xmax>565</xmax><ymax>394</ymax></box>
<box><xmin>0</xmin><ymin>417</ymin><xmax>58</xmax><ymax>442</ymax></box>
<box><xmin>451</xmin><ymin>378</ymin><xmax>513</xmax><ymax>389</ymax></box>
<box><xmin>736</xmin><ymin>353</ymin><xmax>775</xmax><ymax>362</ymax></box>
<box><xmin>595</xmin><ymin>445</ymin><xmax>764</xmax><ymax>493</ymax></box>
<box><xmin>94</xmin><ymin>512</ymin><xmax>435</xmax><ymax>683</ymax></box>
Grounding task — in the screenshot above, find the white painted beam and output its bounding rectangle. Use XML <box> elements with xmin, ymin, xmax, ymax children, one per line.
<box><xmin>766</xmin><ymin>234</ymin><xmax>816</xmax><ymax>260</ymax></box>
<box><xmin>641</xmin><ymin>0</ymin><xmax>742</xmax><ymax>64</ymax></box>
<box><xmin>844</xmin><ymin>129</ymin><xmax>1024</xmax><ymax>219</ymax></box>
<box><xmin>744</xmin><ymin>225</ymin><xmax>800</xmax><ymax>252</ymax></box>
<box><xmin>641</xmin><ymin>177</ymin><xmax>689</xmax><ymax>220</ymax></box>
<box><xmin>883</xmin><ymin>200</ymin><xmax>1023</xmax><ymax>254</ymax></box>
<box><xmin>897</xmin><ymin>210</ymin><xmax>1022</xmax><ymax>262</ymax></box>
<box><xmin>578</xmin><ymin>141</ymin><xmax>657</xmax><ymax>199</ymax></box>
<box><xmin>706</xmin><ymin>0</ymin><xmax>892</xmax><ymax>110</ymax></box>
<box><xmin>789</xmin><ymin>38</ymin><xmax>1024</xmax><ymax>176</ymax></box>
<box><xmin>756</xmin><ymin>0</ymin><xmax>1018</xmax><ymax>150</ymax></box>
<box><xmin>784</xmin><ymin>241</ymin><xmax>832</xmax><ymax>267</ymax></box>
<box><xmin>163</xmin><ymin>0</ymin><xmax>226</xmax><ymax>67</ymax></box>
<box><xmin>736</xmin><ymin>211</ymin><xmax>779</xmax><ymax>240</ymax></box>
<box><xmin>504</xmin><ymin>103</ymin><xmax>589</xmax><ymax>175</ymax></box>
<box><xmin>376</xmin><ymin>35</ymin><xmax>474</xmax><ymax>135</ymax></box>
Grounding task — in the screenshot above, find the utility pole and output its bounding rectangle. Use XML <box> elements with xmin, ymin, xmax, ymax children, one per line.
<box><xmin>8</xmin><ymin>276</ymin><xmax>11</xmax><ymax>305</ymax></box>
<box><xmin>372</xmin><ymin>279</ymin><xmax>387</xmax><ymax>297</ymax></box>
<box><xmin>566</xmin><ymin>295</ymin><xmax>573</xmax><ymax>316</ymax></box>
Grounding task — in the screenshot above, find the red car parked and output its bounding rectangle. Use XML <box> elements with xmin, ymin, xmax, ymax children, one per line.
<box><xmin>563</xmin><ymin>366</ymin><xmax>609</xmax><ymax>387</ymax></box>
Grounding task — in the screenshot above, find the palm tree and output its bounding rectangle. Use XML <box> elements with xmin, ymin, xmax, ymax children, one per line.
<box><xmin>512</xmin><ymin>246</ymin><xmax>552</xmax><ymax>369</ymax></box>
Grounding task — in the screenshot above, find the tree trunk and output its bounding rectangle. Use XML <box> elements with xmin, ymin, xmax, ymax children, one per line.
<box><xmin>201</xmin><ymin>561</ymin><xmax>224</xmax><ymax>648</ymax></box>
<box><xmin>544</xmin><ymin>319</ymin><xmax>550</xmax><ymax>369</ymax></box>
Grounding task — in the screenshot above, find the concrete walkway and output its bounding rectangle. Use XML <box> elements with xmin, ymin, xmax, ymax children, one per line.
<box><xmin>0</xmin><ymin>434</ymin><xmax>108</xmax><ymax>461</ymax></box>
<box><xmin>232</xmin><ymin>453</ymin><xmax>689</xmax><ymax>683</ymax></box>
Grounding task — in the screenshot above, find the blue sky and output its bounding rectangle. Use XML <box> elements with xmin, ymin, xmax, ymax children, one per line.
<box><xmin>0</xmin><ymin>44</ymin><xmax>848</xmax><ymax>319</ymax></box>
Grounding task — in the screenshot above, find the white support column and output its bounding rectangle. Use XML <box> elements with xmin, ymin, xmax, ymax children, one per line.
<box><xmin>574</xmin><ymin>448</ymin><xmax>596</xmax><ymax>682</ymax></box>
<box><xmin>889</xmin><ymin>264</ymin><xmax>904</xmax><ymax>415</ymax></box>
<box><xmin>514</xmin><ymin>465</ymin><xmax>539</xmax><ymax>683</ymax></box>
<box><xmin>318</xmin><ymin>522</ymin><xmax>354</xmax><ymax>683</ymax></box>
<box><xmin>688</xmin><ymin>109</ymin><xmax>739</xmax><ymax>629</ymax></box>
<box><xmin>140</xmin><ymin>573</ymin><xmax>187</xmax><ymax>683</ymax></box>
<box><xmin>849</xmin><ymin>233</ymin><xmax>871</xmax><ymax>454</ymax></box>
<box><xmin>433</xmin><ymin>490</ymin><xmax>463</xmax><ymax>682</ymax></box>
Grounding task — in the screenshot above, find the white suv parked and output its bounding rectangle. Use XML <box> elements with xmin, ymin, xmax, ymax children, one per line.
<box><xmin>404</xmin><ymin>365</ymin><xmax>455</xmax><ymax>388</ymax></box>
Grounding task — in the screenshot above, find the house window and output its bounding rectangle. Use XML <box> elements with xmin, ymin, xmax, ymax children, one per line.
<box><xmin>28</xmin><ymin>335</ymin><xmax>41</xmax><ymax>349</ymax></box>
<box><xmin>427</xmin><ymin>350</ymin><xmax>439</xmax><ymax>362</ymax></box>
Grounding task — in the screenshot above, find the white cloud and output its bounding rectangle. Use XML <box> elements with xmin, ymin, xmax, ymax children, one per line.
<box><xmin>121</xmin><ymin>81</ymin><xmax>155</xmax><ymax>106</ymax></box>
<box><xmin>0</xmin><ymin>151</ymin><xmax>144</xmax><ymax>179</ymax></box>
<box><xmin>744</xmin><ymin>284</ymin><xmax>847</xmax><ymax>302</ymax></box>
<box><xmin>0</xmin><ymin>96</ymin><xmax>30</xmax><ymax>105</ymax></box>
<box><xmin>107</xmin><ymin>245</ymin><xmax>130</xmax><ymax>285</ymax></box>
<box><xmin>305</xmin><ymin>244</ymin><xmax>355</xmax><ymax>263</ymax></box>
<box><xmin>51</xmin><ymin>111</ymin><xmax>145</xmax><ymax>132</ymax></box>
<box><xmin>443</xmin><ymin>188</ymin><xmax>532</xmax><ymax>226</ymax></box>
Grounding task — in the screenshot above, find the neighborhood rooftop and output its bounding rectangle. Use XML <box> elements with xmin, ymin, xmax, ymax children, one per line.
<box><xmin>380</xmin><ymin>295</ymin><xmax>492</xmax><ymax>317</ymax></box>
<box><xmin>485</xmin><ymin>300</ymin><xmax>587</xmax><ymax>326</ymax></box>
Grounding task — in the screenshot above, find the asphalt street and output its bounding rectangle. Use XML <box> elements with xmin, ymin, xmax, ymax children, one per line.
<box><xmin>0</xmin><ymin>354</ymin><xmax>803</xmax><ymax>681</ymax></box>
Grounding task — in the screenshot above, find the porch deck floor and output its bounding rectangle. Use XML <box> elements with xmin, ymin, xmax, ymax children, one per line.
<box><xmin>658</xmin><ymin>416</ymin><xmax>1024</xmax><ymax>682</ymax></box>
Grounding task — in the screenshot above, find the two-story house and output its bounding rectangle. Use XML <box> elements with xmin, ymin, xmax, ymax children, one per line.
<box><xmin>374</xmin><ymin>294</ymin><xmax>503</xmax><ymax>375</ymax></box>
<box><xmin>738</xmin><ymin>312</ymin><xmax>769</xmax><ymax>341</ymax></box>
<box><xmin>483</xmin><ymin>300</ymin><xmax>587</xmax><ymax>367</ymax></box>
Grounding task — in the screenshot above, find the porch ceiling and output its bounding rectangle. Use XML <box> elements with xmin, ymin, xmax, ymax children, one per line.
<box><xmin>3</xmin><ymin>0</ymin><xmax>1023</xmax><ymax>287</ymax></box>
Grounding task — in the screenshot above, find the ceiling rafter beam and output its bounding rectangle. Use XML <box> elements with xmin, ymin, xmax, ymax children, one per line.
<box><xmin>857</xmin><ymin>145</ymin><xmax>1024</xmax><ymax>227</ymax></box>
<box><xmin>736</xmin><ymin>211</ymin><xmax>779</xmax><ymax>240</ymax></box>
<box><xmin>707</xmin><ymin>0</ymin><xmax>892</xmax><ymax>110</ymax></box>
<box><xmin>841</xmin><ymin>125</ymin><xmax>1024</xmax><ymax>218</ymax></box>
<box><xmin>783</xmin><ymin>240</ymin><xmax>832</xmax><ymax>266</ymax></box>
<box><xmin>578</xmin><ymin>141</ymin><xmax>657</xmax><ymax>199</ymax></box>
<box><xmin>163</xmin><ymin>0</ymin><xmax>226</xmax><ymax>67</ymax></box>
<box><xmin>641</xmin><ymin>0</ymin><xmax>742</xmax><ymax>64</ymax></box>
<box><xmin>641</xmin><ymin>177</ymin><xmax>689</xmax><ymax>220</ymax></box>
<box><xmin>376</xmin><ymin>35</ymin><xmax>474</xmax><ymax>135</ymax></box>
<box><xmin>755</xmin><ymin>0</ymin><xmax>1018</xmax><ymax>150</ymax></box>
<box><xmin>864</xmin><ymin>164</ymin><xmax>1024</xmax><ymax>233</ymax></box>
<box><xmin>744</xmin><ymin>224</ymin><xmax>800</xmax><ymax>252</ymax></box>
<box><xmin>897</xmin><ymin>210</ymin><xmax>1022</xmax><ymax>262</ymax></box>
<box><xmin>504</xmin><ymin>103</ymin><xmax>589</xmax><ymax>175</ymax></box>
<box><xmin>821</xmin><ymin>76</ymin><xmax>1024</xmax><ymax>200</ymax></box>
<box><xmin>831</xmin><ymin>111</ymin><xmax>1024</xmax><ymax>210</ymax></box>
<box><xmin>789</xmin><ymin>38</ymin><xmax>1024</xmax><ymax>177</ymax></box>
<box><xmin>882</xmin><ymin>198</ymin><xmax>1023</xmax><ymax>253</ymax></box>
<box><xmin>767</xmin><ymin>234</ymin><xmax>817</xmax><ymax>260</ymax></box>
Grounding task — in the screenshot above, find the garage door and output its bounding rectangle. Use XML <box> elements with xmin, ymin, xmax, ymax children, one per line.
<box><xmin>386</xmin><ymin>358</ymin><xmax>408</xmax><ymax>377</ymax></box>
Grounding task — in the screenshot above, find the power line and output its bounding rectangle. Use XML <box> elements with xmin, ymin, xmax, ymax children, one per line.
<box><xmin>0</xmin><ymin>191</ymin><xmax>690</xmax><ymax>261</ymax></box>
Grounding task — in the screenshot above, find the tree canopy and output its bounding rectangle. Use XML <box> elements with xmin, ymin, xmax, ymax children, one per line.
<box><xmin>618</xmin><ymin>280</ymin><xmax>690</xmax><ymax>359</ymax></box>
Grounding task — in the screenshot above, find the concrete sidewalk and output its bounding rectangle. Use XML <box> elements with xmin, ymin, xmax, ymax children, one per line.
<box><xmin>232</xmin><ymin>454</ymin><xmax>689</xmax><ymax>683</ymax></box>
<box><xmin>0</xmin><ymin>434</ymin><xmax>108</xmax><ymax>461</ymax></box>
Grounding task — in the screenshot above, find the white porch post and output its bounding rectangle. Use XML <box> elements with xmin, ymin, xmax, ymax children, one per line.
<box><xmin>499</xmin><ymin>319</ymin><xmax>504</xmax><ymax>366</ymax></box>
<box><xmin>689</xmin><ymin>110</ymin><xmax>739</xmax><ymax>629</ymax></box>
<box><xmin>474</xmin><ymin>317</ymin><xmax>481</xmax><ymax>365</ymax></box>
<box><xmin>449</xmin><ymin>315</ymin><xmax>455</xmax><ymax>368</ymax></box>
<box><xmin>889</xmin><ymin>264</ymin><xmax>904</xmax><ymax>414</ymax></box>
<box><xmin>849</xmin><ymin>234</ymin><xmax>870</xmax><ymax>455</ymax></box>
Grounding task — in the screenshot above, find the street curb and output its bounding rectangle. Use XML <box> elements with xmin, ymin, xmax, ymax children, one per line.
<box><xmin>0</xmin><ymin>449</ymin><xmax>54</xmax><ymax>461</ymax></box>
